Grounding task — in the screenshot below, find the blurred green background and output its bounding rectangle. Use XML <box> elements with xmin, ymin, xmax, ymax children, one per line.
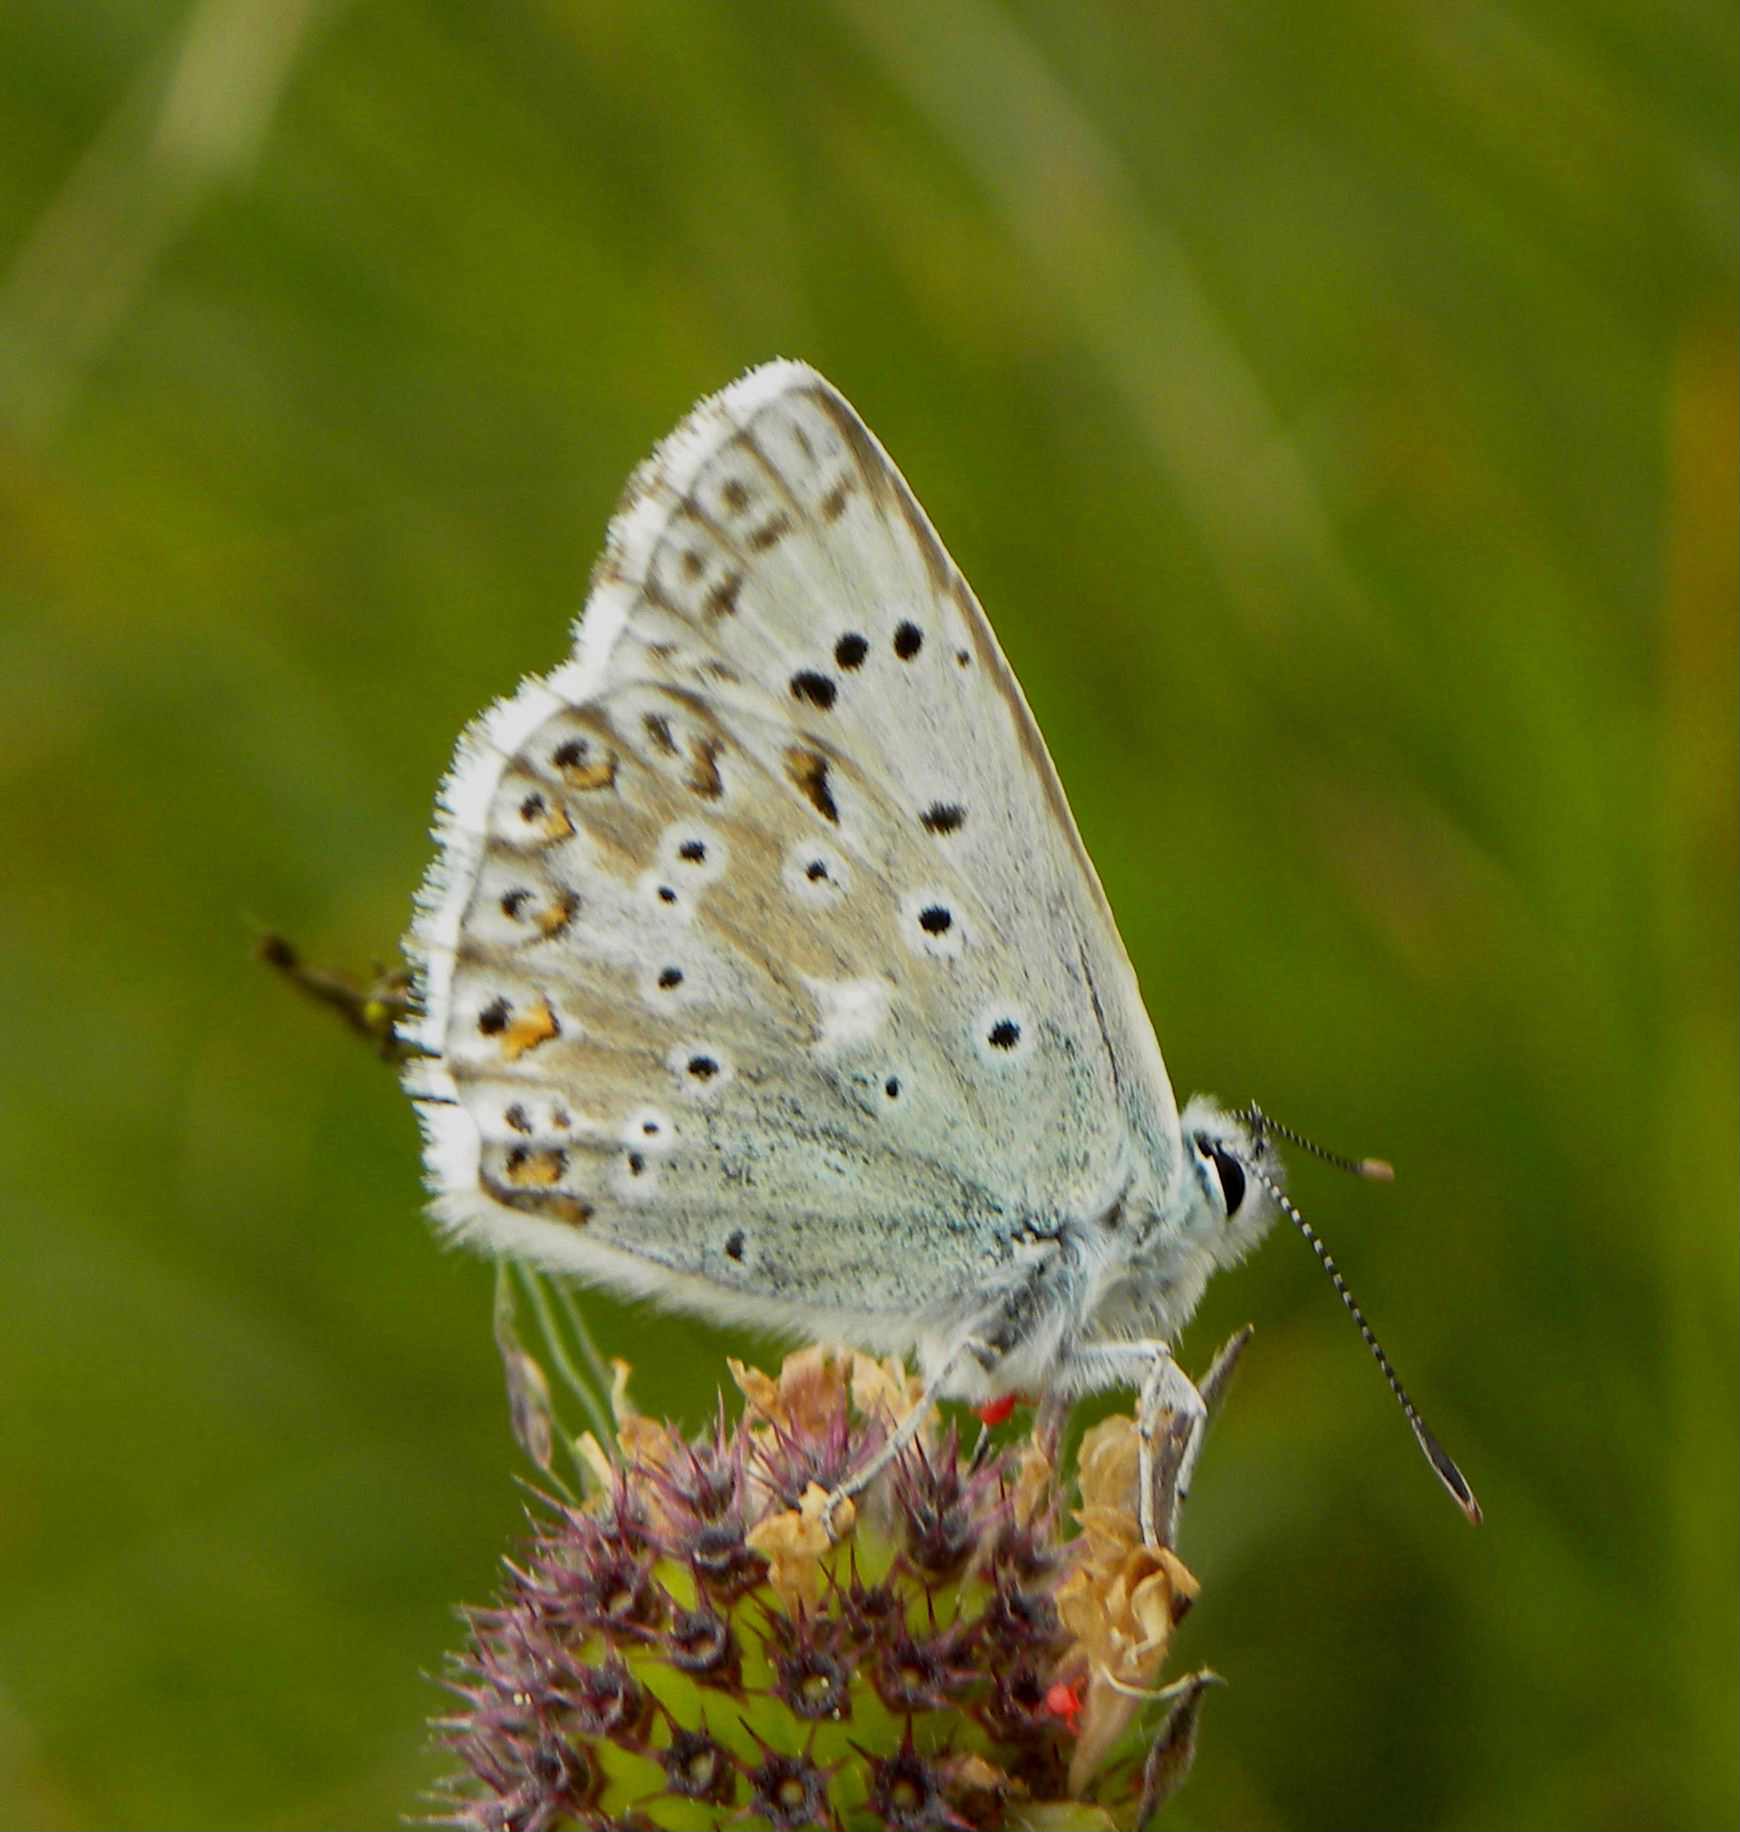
<box><xmin>2</xmin><ymin>2</ymin><xmax>1734</xmax><ymax>1826</ymax></box>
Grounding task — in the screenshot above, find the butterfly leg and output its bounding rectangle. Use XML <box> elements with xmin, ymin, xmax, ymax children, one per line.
<box><xmin>820</xmin><ymin>1335</ymin><xmax>988</xmax><ymax>1538</ymax></box>
<box><xmin>1060</xmin><ymin>1340</ymin><xmax>1207</xmax><ymax>1548</ymax></box>
<box><xmin>1139</xmin><ymin>1348</ymin><xmax>1210</xmax><ymax>1547</ymax></box>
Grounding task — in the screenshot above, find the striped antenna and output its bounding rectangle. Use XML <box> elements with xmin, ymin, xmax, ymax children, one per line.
<box><xmin>1243</xmin><ymin>1102</ymin><xmax>1394</xmax><ymax>1183</ymax></box>
<box><xmin>1242</xmin><ymin>1155</ymin><xmax>1482</xmax><ymax>1526</ymax></box>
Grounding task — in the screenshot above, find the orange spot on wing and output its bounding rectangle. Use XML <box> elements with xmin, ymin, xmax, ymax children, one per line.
<box><xmin>500</xmin><ymin>996</ymin><xmax>559</xmax><ymax>1060</ymax></box>
<box><xmin>536</xmin><ymin>891</ymin><xmax>579</xmax><ymax>937</ymax></box>
<box><xmin>561</xmin><ymin>753</ymin><xmax>616</xmax><ymax>792</ymax></box>
<box><xmin>505</xmin><ymin>1146</ymin><xmax>566</xmax><ymax>1187</ymax></box>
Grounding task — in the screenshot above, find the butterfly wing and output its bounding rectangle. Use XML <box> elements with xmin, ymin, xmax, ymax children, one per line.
<box><xmin>404</xmin><ymin>361</ymin><xmax>1184</xmax><ymax>1349</ymax></box>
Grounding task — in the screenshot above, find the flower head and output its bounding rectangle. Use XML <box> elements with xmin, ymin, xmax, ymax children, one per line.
<box><xmin>436</xmin><ymin>1341</ymin><xmax>1237</xmax><ymax>1829</ymax></box>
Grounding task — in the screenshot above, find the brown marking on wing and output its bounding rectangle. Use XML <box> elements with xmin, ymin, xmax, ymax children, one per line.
<box><xmin>516</xmin><ymin>791</ymin><xmax>575</xmax><ymax>844</ymax></box>
<box><xmin>747</xmin><ymin>511</ymin><xmax>793</xmax><ymax>552</ymax></box>
<box><xmin>706</xmin><ymin>570</ymin><xmax>744</xmax><ymax>618</ymax></box>
<box><xmin>481</xmin><ymin>1167</ymin><xmax>593</xmax><ymax>1228</ymax></box>
<box><xmin>802</xmin><ymin>382</ymin><xmax>951</xmax><ymax>592</ymax></box>
<box><xmin>806</xmin><ymin>384</ymin><xmax>894</xmax><ymax>509</ymax></box>
<box><xmin>675</xmin><ymin>492</ymin><xmax>750</xmax><ymax>570</ymax></box>
<box><xmin>688</xmin><ymin>736</ymin><xmax>725</xmax><ymax>800</ymax></box>
<box><xmin>727</xmin><ymin>425</ymin><xmax>809</xmax><ymax>519</ymax></box>
<box><xmin>552</xmin><ymin>738</ymin><xmax>618</xmax><ymax>792</ymax></box>
<box><xmin>784</xmin><ymin>745</ymin><xmax>839</xmax><ymax>823</ymax></box>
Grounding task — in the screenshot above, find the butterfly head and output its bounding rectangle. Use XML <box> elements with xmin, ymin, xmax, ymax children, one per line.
<box><xmin>1176</xmin><ymin>1096</ymin><xmax>1282</xmax><ymax>1269</ymax></box>
<box><xmin>1167</xmin><ymin>1102</ymin><xmax>1481</xmax><ymax>1523</ymax></box>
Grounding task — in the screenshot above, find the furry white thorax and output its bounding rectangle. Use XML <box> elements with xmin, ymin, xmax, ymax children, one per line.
<box><xmin>899</xmin><ymin>1095</ymin><xmax>1284</xmax><ymax>1402</ymax></box>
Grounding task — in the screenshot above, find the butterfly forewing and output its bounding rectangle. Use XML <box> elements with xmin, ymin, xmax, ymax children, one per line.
<box><xmin>406</xmin><ymin>361</ymin><xmax>1182</xmax><ymax>1342</ymax></box>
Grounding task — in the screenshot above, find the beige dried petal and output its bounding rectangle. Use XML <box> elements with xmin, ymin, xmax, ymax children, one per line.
<box><xmin>777</xmin><ymin>1344</ymin><xmax>850</xmax><ymax>1436</ymax></box>
<box><xmin>936</xmin><ymin>1752</ymin><xmax>1007</xmax><ymax>1793</ymax></box>
<box><xmin>1071</xmin><ymin>1669</ymin><xmax>1144</xmax><ymax>1796</ymax></box>
<box><xmin>745</xmin><ymin>1480</ymin><xmax>842</xmax><ymax>1608</ymax></box>
<box><xmin>728</xmin><ymin>1356</ymin><xmax>786</xmax><ymax>1425</ymax></box>
<box><xmin>1054</xmin><ymin>1569</ymin><xmax>1113</xmax><ymax>1659</ymax></box>
<box><xmin>607</xmin><ymin>1357</ymin><xmax>637</xmax><ymax>1426</ymax></box>
<box><xmin>1073</xmin><ymin>1645</ymin><xmax>1209</xmax><ymax>1794</ymax></box>
<box><xmin>849</xmin><ymin>1351</ymin><xmax>923</xmax><ymax>1422</ymax></box>
<box><xmin>1103</xmin><ymin>1546</ymin><xmax>1195</xmax><ymax>1663</ymax></box>
<box><xmin>800</xmin><ymin>1478</ymin><xmax>852</xmax><ymax>1538</ymax></box>
<box><xmin>1130</xmin><ymin>1568</ymin><xmax>1178</xmax><ymax>1650</ymax></box>
<box><xmin>1011</xmin><ymin>1438</ymin><xmax>1056</xmax><ymax>1529</ymax></box>
<box><xmin>1076</xmin><ymin>1414</ymin><xmax>1143</xmax><ymax>1516</ymax></box>
<box><xmin>1153</xmin><ymin>1545</ymin><xmax>1199</xmax><ymax>1615</ymax></box>
<box><xmin>616</xmin><ymin>1412</ymin><xmax>682</xmax><ymax>1472</ymax></box>
<box><xmin>1058</xmin><ymin>1523</ymin><xmax>1201</xmax><ymax>1794</ymax></box>
<box><xmin>1070</xmin><ymin>1611</ymin><xmax>1175</xmax><ymax>1789</ymax></box>
<box><xmin>1073</xmin><ymin>1503</ymin><xmax>1142</xmax><ymax>1564</ymax></box>
<box><xmin>574</xmin><ymin>1429</ymin><xmax>615</xmax><ymax>1494</ymax></box>
<box><xmin>744</xmin><ymin>1511</ymin><xmax>823</xmax><ymax>1605</ymax></box>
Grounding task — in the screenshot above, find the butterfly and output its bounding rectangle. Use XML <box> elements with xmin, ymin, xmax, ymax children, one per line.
<box><xmin>401</xmin><ymin>360</ymin><xmax>1479</xmax><ymax>1536</ymax></box>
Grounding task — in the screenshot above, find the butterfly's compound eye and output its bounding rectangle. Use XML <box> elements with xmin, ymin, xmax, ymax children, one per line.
<box><xmin>1212</xmin><ymin>1146</ymin><xmax>1247</xmax><ymax>1217</ymax></box>
<box><xmin>1193</xmin><ymin>1132</ymin><xmax>1247</xmax><ymax>1218</ymax></box>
